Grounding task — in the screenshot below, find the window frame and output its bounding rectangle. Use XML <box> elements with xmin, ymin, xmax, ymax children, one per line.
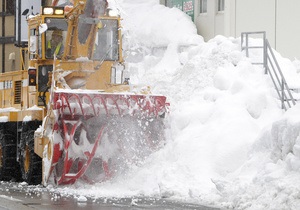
<box><xmin>199</xmin><ymin>0</ymin><xmax>207</xmax><ymax>14</ymax></box>
<box><xmin>218</xmin><ymin>0</ymin><xmax>225</xmax><ymax>12</ymax></box>
<box><xmin>93</xmin><ymin>19</ymin><xmax>120</xmax><ymax>61</ymax></box>
<box><xmin>44</xmin><ymin>18</ymin><xmax>68</xmax><ymax>59</ymax></box>
<box><xmin>6</xmin><ymin>0</ymin><xmax>16</xmax><ymax>15</ymax></box>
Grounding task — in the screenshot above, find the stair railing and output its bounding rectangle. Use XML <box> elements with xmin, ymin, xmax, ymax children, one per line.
<box><xmin>241</xmin><ymin>32</ymin><xmax>296</xmax><ymax>110</ymax></box>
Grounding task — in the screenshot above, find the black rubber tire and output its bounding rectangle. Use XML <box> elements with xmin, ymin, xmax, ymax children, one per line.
<box><xmin>20</xmin><ymin>130</ymin><xmax>42</xmax><ymax>185</ymax></box>
<box><xmin>0</xmin><ymin>130</ymin><xmax>21</xmax><ymax>181</ymax></box>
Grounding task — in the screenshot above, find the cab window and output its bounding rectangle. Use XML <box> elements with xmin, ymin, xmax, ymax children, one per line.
<box><xmin>44</xmin><ymin>18</ymin><xmax>67</xmax><ymax>59</ymax></box>
<box><xmin>93</xmin><ymin>19</ymin><xmax>119</xmax><ymax>61</ymax></box>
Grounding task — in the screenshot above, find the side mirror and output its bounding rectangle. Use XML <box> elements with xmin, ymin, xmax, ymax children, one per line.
<box><xmin>22</xmin><ymin>9</ymin><xmax>29</xmax><ymax>16</ymax></box>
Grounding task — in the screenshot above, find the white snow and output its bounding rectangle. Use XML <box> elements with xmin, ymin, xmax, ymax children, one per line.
<box><xmin>27</xmin><ymin>105</ymin><xmax>43</xmax><ymax>110</ymax></box>
<box><xmin>0</xmin><ymin>116</ymin><xmax>8</xmax><ymax>123</ymax></box>
<box><xmin>45</xmin><ymin>0</ymin><xmax>300</xmax><ymax>209</ymax></box>
<box><xmin>23</xmin><ymin>116</ymin><xmax>32</xmax><ymax>122</ymax></box>
<box><xmin>18</xmin><ymin>182</ymin><xmax>28</xmax><ymax>187</ymax></box>
<box><xmin>0</xmin><ymin>107</ymin><xmax>19</xmax><ymax>113</ymax></box>
<box><xmin>76</xmin><ymin>195</ymin><xmax>87</xmax><ymax>202</ymax></box>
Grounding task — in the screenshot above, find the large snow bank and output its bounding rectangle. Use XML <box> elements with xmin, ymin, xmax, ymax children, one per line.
<box><xmin>217</xmin><ymin>105</ymin><xmax>300</xmax><ymax>209</ymax></box>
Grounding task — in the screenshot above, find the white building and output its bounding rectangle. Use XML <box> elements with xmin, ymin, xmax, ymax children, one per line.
<box><xmin>160</xmin><ymin>0</ymin><xmax>300</xmax><ymax>60</ymax></box>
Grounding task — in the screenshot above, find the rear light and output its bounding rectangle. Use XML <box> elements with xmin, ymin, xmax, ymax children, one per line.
<box><xmin>28</xmin><ymin>68</ymin><xmax>36</xmax><ymax>86</ymax></box>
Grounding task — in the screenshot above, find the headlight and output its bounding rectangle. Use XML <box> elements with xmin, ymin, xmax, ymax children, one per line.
<box><xmin>54</xmin><ymin>8</ymin><xmax>64</xmax><ymax>15</ymax></box>
<box><xmin>43</xmin><ymin>7</ymin><xmax>54</xmax><ymax>15</ymax></box>
<box><xmin>42</xmin><ymin>7</ymin><xmax>64</xmax><ymax>15</ymax></box>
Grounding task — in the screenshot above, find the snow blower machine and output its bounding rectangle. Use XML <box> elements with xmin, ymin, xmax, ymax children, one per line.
<box><xmin>0</xmin><ymin>0</ymin><xmax>168</xmax><ymax>185</ymax></box>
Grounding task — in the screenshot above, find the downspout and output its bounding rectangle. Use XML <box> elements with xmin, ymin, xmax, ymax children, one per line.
<box><xmin>17</xmin><ymin>0</ymin><xmax>21</xmax><ymax>47</ymax></box>
<box><xmin>2</xmin><ymin>0</ymin><xmax>5</xmax><ymax>73</ymax></box>
<box><xmin>18</xmin><ymin>0</ymin><xmax>26</xmax><ymax>70</ymax></box>
<box><xmin>275</xmin><ymin>0</ymin><xmax>277</xmax><ymax>49</ymax></box>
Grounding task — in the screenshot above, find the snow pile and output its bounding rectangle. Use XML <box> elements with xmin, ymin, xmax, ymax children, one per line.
<box><xmin>111</xmin><ymin>0</ymin><xmax>202</xmax><ymax>47</ymax></box>
<box><xmin>217</xmin><ymin>106</ymin><xmax>300</xmax><ymax>209</ymax></box>
<box><xmin>51</xmin><ymin>1</ymin><xmax>300</xmax><ymax>209</ymax></box>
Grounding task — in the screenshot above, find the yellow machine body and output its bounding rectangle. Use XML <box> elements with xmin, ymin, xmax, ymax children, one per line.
<box><xmin>0</xmin><ymin>0</ymin><xmax>167</xmax><ymax>186</ymax></box>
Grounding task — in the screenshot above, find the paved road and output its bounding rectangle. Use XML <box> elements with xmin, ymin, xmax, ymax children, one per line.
<box><xmin>0</xmin><ymin>182</ymin><xmax>221</xmax><ymax>210</ymax></box>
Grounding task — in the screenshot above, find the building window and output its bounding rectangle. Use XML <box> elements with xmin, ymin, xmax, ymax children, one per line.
<box><xmin>6</xmin><ymin>0</ymin><xmax>16</xmax><ymax>15</ymax></box>
<box><xmin>218</xmin><ymin>0</ymin><xmax>225</xmax><ymax>12</ymax></box>
<box><xmin>200</xmin><ymin>0</ymin><xmax>207</xmax><ymax>13</ymax></box>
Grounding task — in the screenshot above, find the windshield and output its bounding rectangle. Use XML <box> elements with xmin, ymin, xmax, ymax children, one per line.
<box><xmin>93</xmin><ymin>19</ymin><xmax>119</xmax><ymax>61</ymax></box>
<box><xmin>44</xmin><ymin>18</ymin><xmax>68</xmax><ymax>59</ymax></box>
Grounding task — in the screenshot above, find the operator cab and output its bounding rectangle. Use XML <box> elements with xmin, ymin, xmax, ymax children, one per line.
<box><xmin>28</xmin><ymin>7</ymin><xmax>67</xmax><ymax>60</ymax></box>
<box><xmin>27</xmin><ymin>7</ymin><xmax>67</xmax><ymax>107</ymax></box>
<box><xmin>45</xmin><ymin>18</ymin><xmax>67</xmax><ymax>59</ymax></box>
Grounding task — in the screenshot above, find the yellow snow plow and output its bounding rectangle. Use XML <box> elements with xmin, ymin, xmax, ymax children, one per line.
<box><xmin>0</xmin><ymin>0</ymin><xmax>168</xmax><ymax>185</ymax></box>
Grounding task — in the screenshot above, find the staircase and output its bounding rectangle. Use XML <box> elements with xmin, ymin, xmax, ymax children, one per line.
<box><xmin>241</xmin><ymin>31</ymin><xmax>296</xmax><ymax>110</ymax></box>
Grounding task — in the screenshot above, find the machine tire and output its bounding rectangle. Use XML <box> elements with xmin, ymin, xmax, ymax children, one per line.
<box><xmin>0</xmin><ymin>129</ymin><xmax>22</xmax><ymax>181</ymax></box>
<box><xmin>20</xmin><ymin>130</ymin><xmax>42</xmax><ymax>185</ymax></box>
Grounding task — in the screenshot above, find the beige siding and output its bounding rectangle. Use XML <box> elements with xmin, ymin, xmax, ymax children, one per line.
<box><xmin>0</xmin><ymin>17</ymin><xmax>2</xmax><ymax>33</ymax></box>
<box><xmin>194</xmin><ymin>0</ymin><xmax>217</xmax><ymax>41</ymax></box>
<box><xmin>194</xmin><ymin>0</ymin><xmax>226</xmax><ymax>41</ymax></box>
<box><xmin>5</xmin><ymin>44</ymin><xmax>21</xmax><ymax>72</ymax></box>
<box><xmin>0</xmin><ymin>46</ymin><xmax>2</xmax><ymax>72</ymax></box>
<box><xmin>276</xmin><ymin>0</ymin><xmax>300</xmax><ymax>59</ymax></box>
<box><xmin>235</xmin><ymin>0</ymin><xmax>276</xmax><ymax>47</ymax></box>
<box><xmin>215</xmin><ymin>12</ymin><xmax>224</xmax><ymax>37</ymax></box>
<box><xmin>6</xmin><ymin>16</ymin><xmax>15</xmax><ymax>36</ymax></box>
<box><xmin>0</xmin><ymin>0</ymin><xmax>23</xmax><ymax>73</ymax></box>
<box><xmin>191</xmin><ymin>0</ymin><xmax>300</xmax><ymax>59</ymax></box>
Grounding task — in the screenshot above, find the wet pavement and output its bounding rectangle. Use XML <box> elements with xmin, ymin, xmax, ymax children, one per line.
<box><xmin>0</xmin><ymin>182</ymin><xmax>221</xmax><ymax>210</ymax></box>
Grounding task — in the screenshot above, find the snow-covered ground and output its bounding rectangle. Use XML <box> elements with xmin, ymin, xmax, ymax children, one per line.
<box><xmin>48</xmin><ymin>0</ymin><xmax>300</xmax><ymax>209</ymax></box>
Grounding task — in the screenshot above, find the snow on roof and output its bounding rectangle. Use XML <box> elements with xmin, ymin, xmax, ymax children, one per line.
<box><xmin>0</xmin><ymin>116</ymin><xmax>8</xmax><ymax>122</ymax></box>
<box><xmin>27</xmin><ymin>105</ymin><xmax>43</xmax><ymax>111</ymax></box>
<box><xmin>0</xmin><ymin>107</ymin><xmax>19</xmax><ymax>112</ymax></box>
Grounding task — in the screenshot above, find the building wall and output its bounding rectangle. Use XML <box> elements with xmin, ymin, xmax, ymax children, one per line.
<box><xmin>194</xmin><ymin>0</ymin><xmax>216</xmax><ymax>41</ymax></box>
<box><xmin>0</xmin><ymin>0</ymin><xmax>40</xmax><ymax>73</ymax></box>
<box><xmin>0</xmin><ymin>0</ymin><xmax>52</xmax><ymax>74</ymax></box>
<box><xmin>164</xmin><ymin>0</ymin><xmax>300</xmax><ymax>59</ymax></box>
<box><xmin>235</xmin><ymin>0</ymin><xmax>276</xmax><ymax>47</ymax></box>
<box><xmin>214</xmin><ymin>5</ymin><xmax>225</xmax><ymax>37</ymax></box>
<box><xmin>276</xmin><ymin>0</ymin><xmax>300</xmax><ymax>59</ymax></box>
<box><xmin>194</xmin><ymin>0</ymin><xmax>276</xmax><ymax>44</ymax></box>
<box><xmin>6</xmin><ymin>16</ymin><xmax>14</xmax><ymax>36</ymax></box>
<box><xmin>4</xmin><ymin>16</ymin><xmax>20</xmax><ymax>72</ymax></box>
<box><xmin>0</xmin><ymin>0</ymin><xmax>20</xmax><ymax>73</ymax></box>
